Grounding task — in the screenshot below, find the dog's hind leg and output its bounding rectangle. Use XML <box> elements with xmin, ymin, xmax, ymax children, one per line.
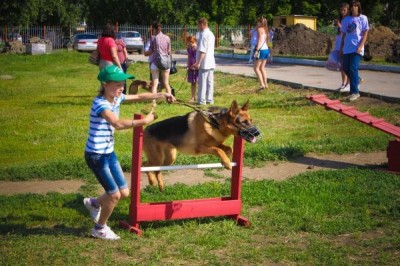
<box><xmin>155</xmin><ymin>147</ymin><xmax>177</xmax><ymax>191</ymax></box>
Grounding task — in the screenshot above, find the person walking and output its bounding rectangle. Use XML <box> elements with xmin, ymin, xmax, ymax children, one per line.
<box><xmin>115</xmin><ymin>33</ymin><xmax>129</xmax><ymax>93</ymax></box>
<box><xmin>340</xmin><ymin>0</ymin><xmax>369</xmax><ymax>101</ymax></box>
<box><xmin>192</xmin><ymin>18</ymin><xmax>216</xmax><ymax>105</ymax></box>
<box><xmin>83</xmin><ymin>65</ymin><xmax>175</xmax><ymax>240</ymax></box>
<box><xmin>147</xmin><ymin>21</ymin><xmax>172</xmax><ymax>94</ymax></box>
<box><xmin>335</xmin><ymin>2</ymin><xmax>350</xmax><ymax>92</ymax></box>
<box><xmin>253</xmin><ymin>17</ymin><xmax>270</xmax><ymax>92</ymax></box>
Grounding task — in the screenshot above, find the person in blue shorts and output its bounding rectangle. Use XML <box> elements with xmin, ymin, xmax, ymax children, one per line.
<box><xmin>83</xmin><ymin>65</ymin><xmax>175</xmax><ymax>240</ymax></box>
<box><xmin>253</xmin><ymin>17</ymin><xmax>271</xmax><ymax>92</ymax></box>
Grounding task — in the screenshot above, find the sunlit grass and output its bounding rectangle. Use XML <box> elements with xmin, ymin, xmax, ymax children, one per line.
<box><xmin>0</xmin><ymin>51</ymin><xmax>398</xmax><ymax>180</ymax></box>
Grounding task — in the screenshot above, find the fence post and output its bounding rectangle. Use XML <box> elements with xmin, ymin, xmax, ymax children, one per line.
<box><xmin>5</xmin><ymin>25</ymin><xmax>8</xmax><ymax>42</ymax></box>
<box><xmin>215</xmin><ymin>23</ymin><xmax>219</xmax><ymax>48</ymax></box>
<box><xmin>183</xmin><ymin>25</ymin><xmax>187</xmax><ymax>47</ymax></box>
<box><xmin>43</xmin><ymin>24</ymin><xmax>46</xmax><ymax>39</ymax></box>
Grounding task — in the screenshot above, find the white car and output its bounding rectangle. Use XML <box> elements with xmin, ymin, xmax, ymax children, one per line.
<box><xmin>117</xmin><ymin>31</ymin><xmax>144</xmax><ymax>54</ymax></box>
<box><xmin>72</xmin><ymin>33</ymin><xmax>98</xmax><ymax>51</ymax></box>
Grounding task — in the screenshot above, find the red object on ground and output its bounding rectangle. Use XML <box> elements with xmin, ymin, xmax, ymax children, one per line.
<box><xmin>120</xmin><ymin>114</ymin><xmax>250</xmax><ymax>235</ymax></box>
<box><xmin>307</xmin><ymin>94</ymin><xmax>400</xmax><ymax>173</ymax></box>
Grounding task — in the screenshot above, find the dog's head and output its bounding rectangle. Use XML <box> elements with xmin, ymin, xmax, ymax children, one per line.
<box><xmin>225</xmin><ymin>100</ymin><xmax>261</xmax><ymax>143</ymax></box>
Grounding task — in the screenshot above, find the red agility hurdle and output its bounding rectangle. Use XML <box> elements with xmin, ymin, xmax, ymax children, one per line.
<box><xmin>120</xmin><ymin>114</ymin><xmax>250</xmax><ymax>235</ymax></box>
<box><xmin>307</xmin><ymin>94</ymin><xmax>400</xmax><ymax>173</ymax></box>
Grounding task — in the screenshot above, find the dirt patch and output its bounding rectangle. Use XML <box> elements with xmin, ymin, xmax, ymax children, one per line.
<box><xmin>272</xmin><ymin>24</ymin><xmax>400</xmax><ymax>61</ymax></box>
<box><xmin>0</xmin><ymin>151</ymin><xmax>387</xmax><ymax>195</ymax></box>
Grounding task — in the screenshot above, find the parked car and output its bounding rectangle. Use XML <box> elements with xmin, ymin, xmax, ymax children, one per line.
<box><xmin>116</xmin><ymin>31</ymin><xmax>144</xmax><ymax>54</ymax></box>
<box><xmin>72</xmin><ymin>33</ymin><xmax>98</xmax><ymax>51</ymax></box>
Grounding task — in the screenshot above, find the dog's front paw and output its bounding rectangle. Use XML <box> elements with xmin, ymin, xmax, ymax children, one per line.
<box><xmin>221</xmin><ymin>159</ymin><xmax>232</xmax><ymax>170</ymax></box>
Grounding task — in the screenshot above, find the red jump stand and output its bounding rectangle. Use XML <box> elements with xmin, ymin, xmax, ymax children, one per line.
<box><xmin>120</xmin><ymin>114</ymin><xmax>250</xmax><ymax>235</ymax></box>
<box><xmin>307</xmin><ymin>94</ymin><xmax>400</xmax><ymax>173</ymax></box>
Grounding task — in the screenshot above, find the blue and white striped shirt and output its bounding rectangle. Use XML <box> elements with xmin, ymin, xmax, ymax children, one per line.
<box><xmin>85</xmin><ymin>95</ymin><xmax>125</xmax><ymax>154</ymax></box>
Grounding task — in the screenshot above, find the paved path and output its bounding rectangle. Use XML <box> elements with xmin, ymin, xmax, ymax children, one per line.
<box><xmin>128</xmin><ymin>53</ymin><xmax>400</xmax><ymax>102</ymax></box>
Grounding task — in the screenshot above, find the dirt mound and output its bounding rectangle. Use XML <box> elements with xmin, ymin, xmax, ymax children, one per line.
<box><xmin>272</xmin><ymin>24</ymin><xmax>331</xmax><ymax>56</ymax></box>
<box><xmin>271</xmin><ymin>24</ymin><xmax>400</xmax><ymax>62</ymax></box>
<box><xmin>365</xmin><ymin>26</ymin><xmax>398</xmax><ymax>60</ymax></box>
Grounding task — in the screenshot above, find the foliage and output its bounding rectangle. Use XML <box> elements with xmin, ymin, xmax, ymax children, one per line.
<box><xmin>0</xmin><ymin>0</ymin><xmax>399</xmax><ymax>27</ymax></box>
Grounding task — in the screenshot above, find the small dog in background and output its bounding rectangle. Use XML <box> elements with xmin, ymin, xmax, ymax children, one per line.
<box><xmin>128</xmin><ymin>80</ymin><xmax>151</xmax><ymax>95</ymax></box>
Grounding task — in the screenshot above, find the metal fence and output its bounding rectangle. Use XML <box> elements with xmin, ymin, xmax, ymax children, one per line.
<box><xmin>0</xmin><ymin>24</ymin><xmax>252</xmax><ymax>51</ymax></box>
<box><xmin>1</xmin><ymin>24</ymin><xmax>399</xmax><ymax>51</ymax></box>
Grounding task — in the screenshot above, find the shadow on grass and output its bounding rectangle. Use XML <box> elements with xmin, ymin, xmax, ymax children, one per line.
<box><xmin>0</xmin><ymin>223</ymin><xmax>88</xmax><ymax>237</ymax></box>
<box><xmin>290</xmin><ymin>155</ymin><xmax>387</xmax><ymax>170</ymax></box>
<box><xmin>0</xmin><ymin>194</ymin><xmax>90</xmax><ymax>237</ymax></box>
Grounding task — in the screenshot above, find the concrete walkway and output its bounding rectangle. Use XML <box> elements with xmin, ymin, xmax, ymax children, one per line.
<box><xmin>128</xmin><ymin>53</ymin><xmax>400</xmax><ymax>102</ymax></box>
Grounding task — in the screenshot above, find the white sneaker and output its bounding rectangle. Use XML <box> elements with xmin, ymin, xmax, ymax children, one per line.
<box><xmin>83</xmin><ymin>198</ymin><xmax>101</xmax><ymax>223</ymax></box>
<box><xmin>91</xmin><ymin>225</ymin><xmax>120</xmax><ymax>240</ymax></box>
<box><xmin>339</xmin><ymin>83</ymin><xmax>350</xmax><ymax>92</ymax></box>
<box><xmin>349</xmin><ymin>93</ymin><xmax>360</xmax><ymax>101</ymax></box>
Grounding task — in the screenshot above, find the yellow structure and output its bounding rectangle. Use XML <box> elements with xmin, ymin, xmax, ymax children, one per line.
<box><xmin>272</xmin><ymin>15</ymin><xmax>317</xmax><ymax>30</ymax></box>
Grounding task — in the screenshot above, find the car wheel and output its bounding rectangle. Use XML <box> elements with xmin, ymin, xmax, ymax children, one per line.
<box><xmin>138</xmin><ymin>49</ymin><xmax>142</xmax><ymax>54</ymax></box>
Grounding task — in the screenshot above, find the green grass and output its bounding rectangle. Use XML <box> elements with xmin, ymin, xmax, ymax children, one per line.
<box><xmin>0</xmin><ymin>51</ymin><xmax>399</xmax><ymax>180</ymax></box>
<box><xmin>0</xmin><ymin>51</ymin><xmax>399</xmax><ymax>265</ymax></box>
<box><xmin>1</xmin><ymin>169</ymin><xmax>399</xmax><ymax>265</ymax></box>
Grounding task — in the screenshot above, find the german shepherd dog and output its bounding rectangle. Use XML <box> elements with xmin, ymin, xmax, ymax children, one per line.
<box><xmin>143</xmin><ymin>100</ymin><xmax>260</xmax><ymax>191</ymax></box>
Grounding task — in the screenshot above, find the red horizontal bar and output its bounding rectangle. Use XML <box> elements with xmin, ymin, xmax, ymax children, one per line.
<box><xmin>134</xmin><ymin>197</ymin><xmax>242</xmax><ymax>222</ymax></box>
<box><xmin>307</xmin><ymin>94</ymin><xmax>400</xmax><ymax>138</ymax></box>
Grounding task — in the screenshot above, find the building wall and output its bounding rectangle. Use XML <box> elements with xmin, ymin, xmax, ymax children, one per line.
<box><xmin>272</xmin><ymin>16</ymin><xmax>317</xmax><ymax>30</ymax></box>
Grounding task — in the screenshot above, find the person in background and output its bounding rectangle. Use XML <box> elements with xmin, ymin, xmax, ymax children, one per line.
<box><xmin>248</xmin><ymin>25</ymin><xmax>258</xmax><ymax>64</ymax></box>
<box><xmin>253</xmin><ymin>17</ymin><xmax>270</xmax><ymax>92</ymax></box>
<box><xmin>83</xmin><ymin>65</ymin><xmax>175</xmax><ymax>240</ymax></box>
<box><xmin>147</xmin><ymin>21</ymin><xmax>172</xmax><ymax>94</ymax></box>
<box><xmin>144</xmin><ymin>28</ymin><xmax>153</xmax><ymax>81</ymax></box>
<box><xmin>186</xmin><ymin>35</ymin><xmax>198</xmax><ymax>103</ymax></box>
<box><xmin>340</xmin><ymin>0</ymin><xmax>369</xmax><ymax>101</ymax></box>
<box><xmin>335</xmin><ymin>2</ymin><xmax>350</xmax><ymax>92</ymax></box>
<box><xmin>115</xmin><ymin>33</ymin><xmax>129</xmax><ymax>93</ymax></box>
<box><xmin>97</xmin><ymin>23</ymin><xmax>121</xmax><ymax>70</ymax></box>
<box><xmin>192</xmin><ymin>18</ymin><xmax>216</xmax><ymax>105</ymax></box>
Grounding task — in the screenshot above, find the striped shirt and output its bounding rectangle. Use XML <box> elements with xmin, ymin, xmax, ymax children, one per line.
<box><xmin>85</xmin><ymin>95</ymin><xmax>125</xmax><ymax>154</ymax></box>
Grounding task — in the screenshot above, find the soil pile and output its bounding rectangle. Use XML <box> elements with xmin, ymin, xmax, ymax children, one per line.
<box><xmin>367</xmin><ymin>26</ymin><xmax>399</xmax><ymax>62</ymax></box>
<box><xmin>272</xmin><ymin>24</ymin><xmax>400</xmax><ymax>62</ymax></box>
<box><xmin>272</xmin><ymin>24</ymin><xmax>331</xmax><ymax>56</ymax></box>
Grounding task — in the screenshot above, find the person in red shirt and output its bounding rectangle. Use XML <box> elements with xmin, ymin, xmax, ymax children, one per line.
<box><xmin>97</xmin><ymin>23</ymin><xmax>122</xmax><ymax>70</ymax></box>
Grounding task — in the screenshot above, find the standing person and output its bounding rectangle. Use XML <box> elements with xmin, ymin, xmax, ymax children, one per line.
<box><xmin>340</xmin><ymin>0</ymin><xmax>369</xmax><ymax>101</ymax></box>
<box><xmin>115</xmin><ymin>33</ymin><xmax>129</xmax><ymax>93</ymax></box>
<box><xmin>97</xmin><ymin>23</ymin><xmax>122</xmax><ymax>70</ymax></box>
<box><xmin>192</xmin><ymin>18</ymin><xmax>216</xmax><ymax>105</ymax></box>
<box><xmin>83</xmin><ymin>65</ymin><xmax>175</xmax><ymax>240</ymax></box>
<box><xmin>253</xmin><ymin>17</ymin><xmax>270</xmax><ymax>92</ymax></box>
<box><xmin>335</xmin><ymin>2</ymin><xmax>350</xmax><ymax>92</ymax></box>
<box><xmin>144</xmin><ymin>28</ymin><xmax>153</xmax><ymax>81</ymax></box>
<box><xmin>248</xmin><ymin>25</ymin><xmax>258</xmax><ymax>64</ymax></box>
<box><xmin>186</xmin><ymin>35</ymin><xmax>198</xmax><ymax>103</ymax></box>
<box><xmin>147</xmin><ymin>21</ymin><xmax>172</xmax><ymax>94</ymax></box>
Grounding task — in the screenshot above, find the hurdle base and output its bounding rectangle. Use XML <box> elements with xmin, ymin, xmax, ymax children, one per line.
<box><xmin>232</xmin><ymin>215</ymin><xmax>251</xmax><ymax>227</ymax></box>
<box><xmin>119</xmin><ymin>220</ymin><xmax>143</xmax><ymax>236</ymax></box>
<box><xmin>119</xmin><ymin>197</ymin><xmax>251</xmax><ymax>235</ymax></box>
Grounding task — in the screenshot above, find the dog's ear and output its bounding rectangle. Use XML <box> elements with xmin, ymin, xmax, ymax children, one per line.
<box><xmin>229</xmin><ymin>100</ymin><xmax>239</xmax><ymax>115</ymax></box>
<box><xmin>242</xmin><ymin>100</ymin><xmax>250</xmax><ymax>111</ymax></box>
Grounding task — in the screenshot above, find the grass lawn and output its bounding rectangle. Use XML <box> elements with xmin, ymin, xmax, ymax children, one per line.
<box><xmin>0</xmin><ymin>51</ymin><xmax>399</xmax><ymax>265</ymax></box>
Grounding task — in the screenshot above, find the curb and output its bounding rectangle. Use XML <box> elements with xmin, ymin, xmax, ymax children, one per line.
<box><xmin>176</xmin><ymin>50</ymin><xmax>400</xmax><ymax>73</ymax></box>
